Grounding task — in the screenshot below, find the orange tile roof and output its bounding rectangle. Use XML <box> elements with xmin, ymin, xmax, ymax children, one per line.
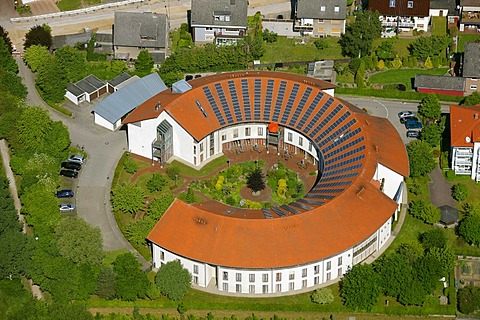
<box><xmin>450</xmin><ymin>105</ymin><xmax>480</xmax><ymax>147</ymax></box>
<box><xmin>142</xmin><ymin>71</ymin><xmax>408</xmax><ymax>268</ymax></box>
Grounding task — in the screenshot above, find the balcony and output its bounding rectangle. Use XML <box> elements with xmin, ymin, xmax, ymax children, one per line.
<box><xmin>381</xmin><ymin>21</ymin><xmax>415</xmax><ymax>28</ymax></box>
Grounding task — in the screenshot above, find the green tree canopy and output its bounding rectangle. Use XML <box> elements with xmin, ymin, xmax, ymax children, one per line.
<box><xmin>246</xmin><ymin>168</ymin><xmax>266</xmax><ymax>193</ymax></box>
<box><xmin>375</xmin><ymin>39</ymin><xmax>396</xmax><ymax>61</ymax></box>
<box><xmin>340</xmin><ymin>264</ymin><xmax>381</xmax><ymax>310</ymax></box>
<box><xmin>458</xmin><ymin>213</ymin><xmax>480</xmax><ymax>246</ymax></box>
<box><xmin>24</xmin><ymin>24</ymin><xmax>52</xmax><ymax>50</ymax></box>
<box><xmin>0</xmin><ymin>229</ymin><xmax>34</xmax><ymax>279</ymax></box>
<box><xmin>408</xmin><ymin>35</ymin><xmax>452</xmax><ymax>60</ymax></box>
<box><xmin>135</xmin><ymin>50</ymin><xmax>154</xmax><ymax>76</ymax></box>
<box><xmin>155</xmin><ymin>260</ymin><xmax>191</xmax><ymax>301</ymax></box>
<box><xmin>111</xmin><ymin>184</ymin><xmax>145</xmax><ymax>214</ymax></box>
<box><xmin>458</xmin><ymin>286</ymin><xmax>480</xmax><ymax>314</ymax></box>
<box><xmin>96</xmin><ymin>266</ymin><xmax>116</xmax><ymax>299</ymax></box>
<box><xmin>310</xmin><ymin>287</ymin><xmax>334</xmax><ymax>304</ymax></box>
<box><xmin>408</xmin><ymin>199</ymin><xmax>441</xmax><ymax>224</ymax></box>
<box><xmin>374</xmin><ymin>253</ymin><xmax>413</xmax><ymax>298</ymax></box>
<box><xmin>54</xmin><ymin>46</ymin><xmax>87</xmax><ymax>83</ymax></box>
<box><xmin>420</xmin><ymin>229</ymin><xmax>447</xmax><ymax>250</ymax></box>
<box><xmin>113</xmin><ymin>252</ymin><xmax>150</xmax><ymax>301</ymax></box>
<box><xmin>407</xmin><ymin>140</ymin><xmax>436</xmax><ymax>177</ymax></box>
<box><xmin>0</xmin><ymin>69</ymin><xmax>27</xmax><ymax>99</ymax></box>
<box><xmin>55</xmin><ymin>217</ymin><xmax>105</xmax><ymax>266</ymax></box>
<box><xmin>452</xmin><ymin>183</ymin><xmax>468</xmax><ymax>201</ymax></box>
<box><xmin>23</xmin><ymin>45</ymin><xmax>52</xmax><ymax>72</ymax></box>
<box><xmin>0</xmin><ymin>37</ymin><xmax>18</xmax><ymax>74</ymax></box>
<box><xmin>339</xmin><ymin>10</ymin><xmax>382</xmax><ymax>58</ymax></box>
<box><xmin>460</xmin><ymin>92</ymin><xmax>480</xmax><ymax>106</ymax></box>
<box><xmin>16</xmin><ymin>107</ymin><xmax>53</xmax><ymax>153</ymax></box>
<box><xmin>36</xmin><ymin>58</ymin><xmax>67</xmax><ymax>103</ymax></box>
<box><xmin>419</xmin><ymin>94</ymin><xmax>441</xmax><ymax>121</ymax></box>
<box><xmin>0</xmin><ymin>25</ymin><xmax>13</xmax><ymax>54</ymax></box>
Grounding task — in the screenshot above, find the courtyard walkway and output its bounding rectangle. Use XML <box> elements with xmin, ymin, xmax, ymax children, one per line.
<box><xmin>428</xmin><ymin>165</ymin><xmax>455</xmax><ymax>208</ymax></box>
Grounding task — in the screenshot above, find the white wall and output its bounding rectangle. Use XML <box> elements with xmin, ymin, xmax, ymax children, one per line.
<box><xmin>65</xmin><ymin>91</ymin><xmax>81</xmax><ymax>105</ymax></box>
<box><xmin>283</xmin><ymin>128</ymin><xmax>319</xmax><ymax>160</ymax></box>
<box><xmin>94</xmin><ymin>113</ymin><xmax>115</xmax><ymax>131</ymax></box>
<box><xmin>429</xmin><ymin>9</ymin><xmax>449</xmax><ymax>17</ymax></box>
<box><xmin>375</xmin><ymin>163</ymin><xmax>404</xmax><ymax>201</ymax></box>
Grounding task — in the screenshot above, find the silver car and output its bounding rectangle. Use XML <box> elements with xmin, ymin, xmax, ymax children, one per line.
<box><xmin>59</xmin><ymin>203</ymin><xmax>75</xmax><ymax>212</ymax></box>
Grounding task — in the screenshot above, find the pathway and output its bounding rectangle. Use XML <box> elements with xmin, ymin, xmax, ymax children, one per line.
<box><xmin>428</xmin><ymin>165</ymin><xmax>456</xmax><ymax>207</ymax></box>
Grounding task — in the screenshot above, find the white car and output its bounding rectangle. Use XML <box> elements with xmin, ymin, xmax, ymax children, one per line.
<box><xmin>68</xmin><ymin>154</ymin><xmax>85</xmax><ymax>164</ymax></box>
<box><xmin>398</xmin><ymin>111</ymin><xmax>415</xmax><ymax>119</ymax></box>
<box><xmin>59</xmin><ymin>203</ymin><xmax>75</xmax><ymax>212</ymax></box>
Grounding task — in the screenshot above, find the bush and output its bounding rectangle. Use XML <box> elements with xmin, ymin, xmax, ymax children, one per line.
<box><xmin>147</xmin><ymin>172</ymin><xmax>168</xmax><ymax>192</ymax></box>
<box><xmin>452</xmin><ymin>183</ymin><xmax>468</xmax><ymax>202</ymax></box>
<box><xmin>123</xmin><ymin>154</ymin><xmax>138</xmax><ymax>174</ymax></box>
<box><xmin>166</xmin><ymin>165</ymin><xmax>180</xmax><ymax>180</ymax></box>
<box><xmin>314</xmin><ymin>39</ymin><xmax>328</xmax><ymax>50</ymax></box>
<box><xmin>408</xmin><ymin>199</ymin><xmax>441</xmax><ymax>224</ymax></box>
<box><xmin>311</xmin><ymin>288</ymin><xmax>334</xmax><ymax>304</ymax></box>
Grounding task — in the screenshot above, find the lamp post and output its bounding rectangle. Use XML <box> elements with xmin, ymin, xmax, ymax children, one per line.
<box><xmin>175</xmin><ymin>174</ymin><xmax>178</xmax><ymax>187</ymax></box>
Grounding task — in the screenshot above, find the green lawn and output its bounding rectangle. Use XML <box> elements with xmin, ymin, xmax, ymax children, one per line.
<box><xmin>372</xmin><ymin>37</ymin><xmax>416</xmax><ymax>57</ymax></box>
<box><xmin>169</xmin><ymin>156</ymin><xmax>227</xmax><ymax>178</ymax></box>
<box><xmin>369</xmin><ymin>68</ymin><xmax>449</xmax><ymax>90</ymax></box>
<box><xmin>457</xmin><ymin>34</ymin><xmax>480</xmax><ymax>52</ymax></box>
<box><xmin>262</xmin><ymin>36</ymin><xmax>343</xmax><ymax>63</ymax></box>
<box><xmin>432</xmin><ymin>17</ymin><xmax>447</xmax><ymax>35</ymax></box>
<box><xmin>57</xmin><ymin>0</ymin><xmax>101</xmax><ymax>11</ymax></box>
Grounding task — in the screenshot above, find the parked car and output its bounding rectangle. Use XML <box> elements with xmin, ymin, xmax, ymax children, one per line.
<box><xmin>61</xmin><ymin>161</ymin><xmax>82</xmax><ymax>170</ymax></box>
<box><xmin>406</xmin><ymin>130</ymin><xmax>421</xmax><ymax>138</ymax></box>
<box><xmin>60</xmin><ymin>169</ymin><xmax>78</xmax><ymax>178</ymax></box>
<box><xmin>400</xmin><ymin>116</ymin><xmax>419</xmax><ymax>124</ymax></box>
<box><xmin>59</xmin><ymin>203</ymin><xmax>75</xmax><ymax>212</ymax></box>
<box><xmin>68</xmin><ymin>154</ymin><xmax>84</xmax><ymax>164</ymax></box>
<box><xmin>405</xmin><ymin>120</ymin><xmax>423</xmax><ymax>130</ymax></box>
<box><xmin>398</xmin><ymin>111</ymin><xmax>415</xmax><ymax>119</ymax></box>
<box><xmin>55</xmin><ymin>189</ymin><xmax>74</xmax><ymax>198</ymax></box>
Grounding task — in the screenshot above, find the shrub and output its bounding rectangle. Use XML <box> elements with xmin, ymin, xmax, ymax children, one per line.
<box><xmin>166</xmin><ymin>165</ymin><xmax>180</xmax><ymax>180</ymax></box>
<box><xmin>452</xmin><ymin>183</ymin><xmax>468</xmax><ymax>202</ymax></box>
<box><xmin>408</xmin><ymin>199</ymin><xmax>441</xmax><ymax>224</ymax></box>
<box><xmin>314</xmin><ymin>39</ymin><xmax>328</xmax><ymax>50</ymax></box>
<box><xmin>424</xmin><ymin>56</ymin><xmax>433</xmax><ymax>69</ymax></box>
<box><xmin>147</xmin><ymin>172</ymin><xmax>168</xmax><ymax>192</ymax></box>
<box><xmin>123</xmin><ymin>157</ymin><xmax>138</xmax><ymax>174</ymax></box>
<box><xmin>311</xmin><ymin>288</ymin><xmax>334</xmax><ymax>304</ymax></box>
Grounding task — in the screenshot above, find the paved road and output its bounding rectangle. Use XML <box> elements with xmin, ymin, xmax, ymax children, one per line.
<box><xmin>15</xmin><ymin>57</ymin><xmax>148</xmax><ymax>265</ymax></box>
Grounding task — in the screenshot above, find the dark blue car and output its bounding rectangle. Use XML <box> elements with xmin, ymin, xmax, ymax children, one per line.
<box><xmin>55</xmin><ymin>189</ymin><xmax>74</xmax><ymax>198</ymax></box>
<box><xmin>405</xmin><ymin>120</ymin><xmax>423</xmax><ymax>130</ymax></box>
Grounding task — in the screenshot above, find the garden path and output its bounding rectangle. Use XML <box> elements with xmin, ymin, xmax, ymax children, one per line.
<box><xmin>428</xmin><ymin>165</ymin><xmax>455</xmax><ymax>208</ymax></box>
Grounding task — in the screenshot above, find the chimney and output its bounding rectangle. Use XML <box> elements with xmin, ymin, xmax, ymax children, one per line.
<box><xmin>475</xmin><ymin>113</ymin><xmax>479</xmax><ymax>120</ymax></box>
<box><xmin>155</xmin><ymin>101</ymin><xmax>161</xmax><ymax>111</ymax></box>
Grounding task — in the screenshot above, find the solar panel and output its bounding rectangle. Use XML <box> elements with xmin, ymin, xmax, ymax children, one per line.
<box><xmin>324</xmin><ymin>137</ymin><xmax>365</xmax><ymax>159</ymax></box>
<box><xmin>203</xmin><ymin>86</ymin><xmax>225</xmax><ymax>126</ymax></box>
<box><xmin>263</xmin><ymin>79</ymin><xmax>274</xmax><ymax>121</ymax></box>
<box><xmin>280</xmin><ymin>83</ymin><xmax>300</xmax><ymax>124</ymax></box>
<box><xmin>262</xmin><ymin>208</ymin><xmax>273</xmax><ymax>219</ymax></box>
<box><xmin>289</xmin><ymin>87</ymin><xmax>312</xmax><ymax>127</ymax></box>
<box><xmin>254</xmin><ymin>79</ymin><xmax>261</xmax><ymax>120</ymax></box>
<box><xmin>298</xmin><ymin>198</ymin><xmax>324</xmax><ymax>205</ymax></box>
<box><xmin>214</xmin><ymin>83</ymin><xmax>234</xmax><ymax>124</ymax></box>
<box><xmin>325</xmin><ymin>145</ymin><xmax>366</xmax><ymax>165</ymax></box>
<box><xmin>308</xmin><ymin>102</ymin><xmax>341</xmax><ymax>139</ymax></box>
<box><xmin>241</xmin><ymin>79</ymin><xmax>252</xmax><ymax>120</ymax></box>
<box><xmin>280</xmin><ymin>205</ymin><xmax>301</xmax><ymax>214</ymax></box>
<box><xmin>228</xmin><ymin>80</ymin><xmax>243</xmax><ymax>121</ymax></box>
<box><xmin>321</xmin><ymin>122</ymin><xmax>359</xmax><ymax>150</ymax></box>
<box><xmin>322</xmin><ymin>163</ymin><xmax>362</xmax><ymax>176</ymax></box>
<box><xmin>271</xmin><ymin>206</ymin><xmax>287</xmax><ymax>217</ymax></box>
<box><xmin>297</xmin><ymin>92</ymin><xmax>323</xmax><ymax>129</ymax></box>
<box><xmin>313</xmin><ymin>112</ymin><xmax>350</xmax><ymax>143</ymax></box>
<box><xmin>304</xmin><ymin>98</ymin><xmax>333</xmax><ymax>134</ymax></box>
<box><xmin>290</xmin><ymin>201</ymin><xmax>313</xmax><ymax>210</ymax></box>
<box><xmin>272</xmin><ymin>81</ymin><xmax>287</xmax><ymax>122</ymax></box>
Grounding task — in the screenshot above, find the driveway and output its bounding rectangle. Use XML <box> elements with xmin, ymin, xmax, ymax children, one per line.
<box><xmin>15</xmin><ymin>57</ymin><xmax>147</xmax><ymax>265</ymax></box>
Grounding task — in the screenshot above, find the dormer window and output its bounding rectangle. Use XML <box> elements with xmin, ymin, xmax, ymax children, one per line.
<box><xmin>214</xmin><ymin>11</ymin><xmax>231</xmax><ymax>22</ymax></box>
<box><xmin>320</xmin><ymin>5</ymin><xmax>326</xmax><ymax>11</ymax></box>
<box><xmin>334</xmin><ymin>5</ymin><xmax>340</xmax><ymax>12</ymax></box>
<box><xmin>389</xmin><ymin>0</ymin><xmax>395</xmax><ymax>7</ymax></box>
<box><xmin>407</xmin><ymin>1</ymin><xmax>413</xmax><ymax>8</ymax></box>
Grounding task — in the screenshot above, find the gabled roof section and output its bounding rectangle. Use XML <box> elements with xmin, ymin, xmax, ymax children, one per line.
<box><xmin>114</xmin><ymin>12</ymin><xmax>167</xmax><ymax>48</ymax></box>
<box><xmin>463</xmin><ymin>43</ymin><xmax>480</xmax><ymax>78</ymax></box>
<box><xmin>415</xmin><ymin>74</ymin><xmax>465</xmax><ymax>91</ymax></box>
<box><xmin>296</xmin><ymin>0</ymin><xmax>347</xmax><ymax>20</ymax></box>
<box><xmin>108</xmin><ymin>73</ymin><xmax>132</xmax><ymax>87</ymax></box>
<box><xmin>191</xmin><ymin>0</ymin><xmax>248</xmax><ymax>27</ymax></box>
<box><xmin>369</xmin><ymin>0</ymin><xmax>430</xmax><ymax>17</ymax></box>
<box><xmin>172</xmin><ymin>79</ymin><xmax>192</xmax><ymax>93</ymax></box>
<box><xmin>430</xmin><ymin>0</ymin><xmax>459</xmax><ymax>12</ymax></box>
<box><xmin>52</xmin><ymin>30</ymin><xmax>91</xmax><ymax>50</ymax></box>
<box><xmin>93</xmin><ymin>73</ymin><xmax>167</xmax><ymax>124</ymax></box>
<box><xmin>67</xmin><ymin>74</ymin><xmax>105</xmax><ymax>96</ymax></box>
<box><xmin>450</xmin><ymin>104</ymin><xmax>480</xmax><ymax>147</ymax></box>
<box><xmin>461</xmin><ymin>0</ymin><xmax>480</xmax><ymax>7</ymax></box>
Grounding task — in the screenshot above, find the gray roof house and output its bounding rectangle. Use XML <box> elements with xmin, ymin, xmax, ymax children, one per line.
<box><xmin>190</xmin><ymin>0</ymin><xmax>248</xmax><ymax>45</ymax></box>
<box><xmin>65</xmin><ymin>75</ymin><xmax>107</xmax><ymax>105</ymax></box>
<box><xmin>52</xmin><ymin>30</ymin><xmax>92</xmax><ymax>51</ymax></box>
<box><xmin>113</xmin><ymin>12</ymin><xmax>169</xmax><ymax>63</ymax></box>
<box><xmin>92</xmin><ymin>73</ymin><xmax>167</xmax><ymax>131</ymax></box>
<box><xmin>463</xmin><ymin>42</ymin><xmax>480</xmax><ymax>78</ymax></box>
<box><xmin>295</xmin><ymin>0</ymin><xmax>347</xmax><ymax>37</ymax></box>
<box><xmin>415</xmin><ymin>74</ymin><xmax>466</xmax><ymax>95</ymax></box>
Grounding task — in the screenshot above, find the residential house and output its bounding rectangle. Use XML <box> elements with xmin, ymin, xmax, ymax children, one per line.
<box><xmin>369</xmin><ymin>0</ymin><xmax>430</xmax><ymax>32</ymax></box>
<box><xmin>190</xmin><ymin>0</ymin><xmax>248</xmax><ymax>45</ymax></box>
<box><xmin>462</xmin><ymin>42</ymin><xmax>480</xmax><ymax>94</ymax></box>
<box><xmin>459</xmin><ymin>0</ymin><xmax>480</xmax><ymax>33</ymax></box>
<box><xmin>294</xmin><ymin>0</ymin><xmax>346</xmax><ymax>37</ymax></box>
<box><xmin>51</xmin><ymin>29</ymin><xmax>92</xmax><ymax>51</ymax></box>
<box><xmin>65</xmin><ymin>75</ymin><xmax>107</xmax><ymax>105</ymax></box>
<box><xmin>430</xmin><ymin>0</ymin><xmax>460</xmax><ymax>29</ymax></box>
<box><xmin>113</xmin><ymin>12</ymin><xmax>169</xmax><ymax>64</ymax></box>
<box><xmin>450</xmin><ymin>104</ymin><xmax>480</xmax><ymax>181</ymax></box>
<box><xmin>307</xmin><ymin>60</ymin><xmax>336</xmax><ymax>82</ymax></box>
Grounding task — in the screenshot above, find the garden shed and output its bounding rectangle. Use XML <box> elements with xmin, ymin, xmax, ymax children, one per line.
<box><xmin>65</xmin><ymin>75</ymin><xmax>107</xmax><ymax>105</ymax></box>
<box><xmin>439</xmin><ymin>205</ymin><xmax>459</xmax><ymax>227</ymax></box>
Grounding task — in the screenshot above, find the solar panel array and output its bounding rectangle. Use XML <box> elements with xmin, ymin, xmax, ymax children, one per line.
<box><xmin>200</xmin><ymin>77</ymin><xmax>368</xmax><ymax>218</ymax></box>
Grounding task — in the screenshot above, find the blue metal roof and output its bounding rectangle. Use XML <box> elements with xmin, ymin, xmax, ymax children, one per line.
<box><xmin>93</xmin><ymin>73</ymin><xmax>167</xmax><ymax>124</ymax></box>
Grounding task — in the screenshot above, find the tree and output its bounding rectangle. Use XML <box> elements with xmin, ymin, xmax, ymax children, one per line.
<box><xmin>409</xmin><ymin>35</ymin><xmax>451</xmax><ymax>60</ymax></box>
<box><xmin>406</xmin><ymin>140</ymin><xmax>436</xmax><ymax>177</ymax></box>
<box><xmin>0</xmin><ymin>69</ymin><xmax>27</xmax><ymax>99</ymax></box>
<box><xmin>246</xmin><ymin>168</ymin><xmax>265</xmax><ymax>193</ymax></box>
<box><xmin>421</xmin><ymin>123</ymin><xmax>443</xmax><ymax>147</ymax></box>
<box><xmin>23</xmin><ymin>45</ymin><xmax>52</xmax><ymax>72</ymax></box>
<box><xmin>0</xmin><ymin>229</ymin><xmax>34</xmax><ymax>279</ymax></box>
<box><xmin>339</xmin><ymin>10</ymin><xmax>382</xmax><ymax>58</ymax></box>
<box><xmin>391</xmin><ymin>55</ymin><xmax>402</xmax><ymax>69</ymax></box>
<box><xmin>354</xmin><ymin>60</ymin><xmax>366</xmax><ymax>89</ymax></box>
<box><xmin>0</xmin><ymin>25</ymin><xmax>13</xmax><ymax>54</ymax></box>
<box><xmin>426</xmin><ymin>246</ymin><xmax>455</xmax><ymax>274</ymax></box>
<box><xmin>155</xmin><ymin>260</ymin><xmax>191</xmax><ymax>301</ymax></box>
<box><xmin>408</xmin><ymin>199</ymin><xmax>440</xmax><ymax>224</ymax></box>
<box><xmin>262</xmin><ymin>29</ymin><xmax>278</xmax><ymax>43</ymax></box>
<box><xmin>458</xmin><ymin>286</ymin><xmax>480</xmax><ymax>314</ymax></box>
<box><xmin>36</xmin><ymin>58</ymin><xmax>68</xmax><ymax>103</ymax></box>
<box><xmin>339</xmin><ymin>264</ymin><xmax>381</xmax><ymax>311</ymax></box>
<box><xmin>374</xmin><ymin>253</ymin><xmax>413</xmax><ymax>298</ymax></box>
<box><xmin>55</xmin><ymin>217</ymin><xmax>105</xmax><ymax>266</ymax></box>
<box><xmin>125</xmin><ymin>218</ymin><xmax>156</xmax><ymax>246</ymax></box>
<box><xmin>424</xmin><ymin>56</ymin><xmax>433</xmax><ymax>69</ymax></box>
<box><xmin>135</xmin><ymin>50</ymin><xmax>154</xmax><ymax>76</ymax></box>
<box><xmin>146</xmin><ymin>172</ymin><xmax>168</xmax><ymax>192</ymax></box>
<box><xmin>148</xmin><ymin>195</ymin><xmax>175</xmax><ymax>220</ymax></box>
<box><xmin>113</xmin><ymin>253</ymin><xmax>150</xmax><ymax>301</ymax></box>
<box><xmin>314</xmin><ymin>39</ymin><xmax>328</xmax><ymax>50</ymax></box>
<box><xmin>419</xmin><ymin>94</ymin><xmax>441</xmax><ymax>121</ymax></box>
<box><xmin>24</xmin><ymin>24</ymin><xmax>52</xmax><ymax>49</ymax></box>
<box><xmin>452</xmin><ymin>183</ymin><xmax>468</xmax><ymax>201</ymax></box>
<box><xmin>310</xmin><ymin>287</ymin><xmax>334</xmax><ymax>304</ymax></box>
<box><xmin>54</xmin><ymin>46</ymin><xmax>87</xmax><ymax>83</ymax></box>
<box><xmin>111</xmin><ymin>184</ymin><xmax>145</xmax><ymax>214</ymax></box>
<box><xmin>21</xmin><ymin>184</ymin><xmax>61</xmax><ymax>235</ymax></box>
<box><xmin>0</xmin><ymin>37</ymin><xmax>17</xmax><ymax>74</ymax></box>
<box><xmin>414</xmin><ymin>254</ymin><xmax>443</xmax><ymax>293</ymax></box>
<box><xmin>458</xmin><ymin>214</ymin><xmax>480</xmax><ymax>246</ymax></box>
<box><xmin>16</xmin><ymin>107</ymin><xmax>53</xmax><ymax>153</ymax></box>
<box><xmin>375</xmin><ymin>40</ymin><xmax>395</xmax><ymax>61</ymax></box>
<box><xmin>420</xmin><ymin>229</ymin><xmax>447</xmax><ymax>250</ymax></box>
<box><xmin>96</xmin><ymin>266</ymin><xmax>116</xmax><ymax>299</ymax></box>
<box><xmin>460</xmin><ymin>92</ymin><xmax>480</xmax><ymax>106</ymax></box>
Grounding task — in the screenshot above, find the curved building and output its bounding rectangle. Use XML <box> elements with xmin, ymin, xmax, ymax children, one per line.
<box><xmin>123</xmin><ymin>71</ymin><xmax>409</xmax><ymax>295</ymax></box>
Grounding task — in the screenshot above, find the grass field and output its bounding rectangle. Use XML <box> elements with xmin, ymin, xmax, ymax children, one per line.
<box><xmin>57</xmin><ymin>0</ymin><xmax>101</xmax><ymax>11</ymax></box>
<box><xmin>372</xmin><ymin>37</ymin><xmax>415</xmax><ymax>57</ymax></box>
<box><xmin>431</xmin><ymin>17</ymin><xmax>447</xmax><ymax>35</ymax></box>
<box><xmin>369</xmin><ymin>68</ymin><xmax>449</xmax><ymax>90</ymax></box>
<box><xmin>457</xmin><ymin>34</ymin><xmax>480</xmax><ymax>52</ymax></box>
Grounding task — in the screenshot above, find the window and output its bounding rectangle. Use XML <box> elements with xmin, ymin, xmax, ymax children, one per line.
<box><xmin>314</xmin><ymin>276</ymin><xmax>319</xmax><ymax>285</ymax></box>
<box><xmin>334</xmin><ymin>5</ymin><xmax>340</xmax><ymax>12</ymax></box>
<box><xmin>258</xmin><ymin>127</ymin><xmax>264</xmax><ymax>136</ymax></box>
<box><xmin>471</xmin><ymin>85</ymin><xmax>478</xmax><ymax>90</ymax></box>
<box><xmin>320</xmin><ymin>5</ymin><xmax>326</xmax><ymax>11</ymax></box>
<box><xmin>236</xmin><ymin>284</ymin><xmax>242</xmax><ymax>293</ymax></box>
<box><xmin>276</xmin><ymin>284</ymin><xmax>282</xmax><ymax>292</ymax></box>
<box><xmin>245</xmin><ymin>127</ymin><xmax>251</xmax><ymax>136</ymax></box>
<box><xmin>276</xmin><ymin>273</ymin><xmax>282</xmax><ymax>281</ymax></box>
<box><xmin>309</xmin><ymin>142</ymin><xmax>313</xmax><ymax>152</ymax></box>
<box><xmin>193</xmin><ymin>146</ymin><xmax>197</xmax><ymax>154</ymax></box>
<box><xmin>288</xmin><ymin>132</ymin><xmax>293</xmax><ymax>142</ymax></box>
<box><xmin>262</xmin><ymin>274</ymin><xmax>268</xmax><ymax>282</ymax></box>
<box><xmin>193</xmin><ymin>276</ymin><xmax>198</xmax><ymax>284</ymax></box>
<box><xmin>289</xmin><ymin>272</ymin><xmax>295</xmax><ymax>280</ymax></box>
<box><xmin>389</xmin><ymin>0</ymin><xmax>395</xmax><ymax>7</ymax></box>
<box><xmin>223</xmin><ymin>283</ymin><xmax>228</xmax><ymax>291</ymax></box>
<box><xmin>249</xmin><ymin>274</ymin><xmax>255</xmax><ymax>282</ymax></box>
<box><xmin>302</xmin><ymin>268</ymin><xmax>307</xmax><ymax>277</ymax></box>
<box><xmin>326</xmin><ymin>261</ymin><xmax>331</xmax><ymax>271</ymax></box>
<box><xmin>326</xmin><ymin>272</ymin><xmax>331</xmax><ymax>281</ymax></box>
<box><xmin>236</xmin><ymin>273</ymin><xmax>242</xmax><ymax>282</ymax></box>
<box><xmin>249</xmin><ymin>285</ymin><xmax>255</xmax><ymax>293</ymax></box>
<box><xmin>200</xmin><ymin>143</ymin><xmax>204</xmax><ymax>152</ymax></box>
<box><xmin>338</xmin><ymin>257</ymin><xmax>343</xmax><ymax>266</ymax></box>
<box><xmin>338</xmin><ymin>268</ymin><xmax>342</xmax><ymax>278</ymax></box>
<box><xmin>302</xmin><ymin>280</ymin><xmax>307</xmax><ymax>288</ymax></box>
<box><xmin>193</xmin><ymin>265</ymin><xmax>199</xmax><ymax>274</ymax></box>
<box><xmin>298</xmin><ymin>137</ymin><xmax>303</xmax><ymax>146</ymax></box>
<box><xmin>223</xmin><ymin>272</ymin><xmax>228</xmax><ymax>280</ymax></box>
<box><xmin>407</xmin><ymin>1</ymin><xmax>413</xmax><ymax>8</ymax></box>
<box><xmin>289</xmin><ymin>282</ymin><xmax>295</xmax><ymax>290</ymax></box>
<box><xmin>318</xmin><ymin>19</ymin><xmax>324</xmax><ymax>23</ymax></box>
<box><xmin>233</xmin><ymin>129</ymin><xmax>239</xmax><ymax>138</ymax></box>
<box><xmin>262</xmin><ymin>285</ymin><xmax>268</xmax><ymax>293</ymax></box>
<box><xmin>160</xmin><ymin>251</ymin><xmax>165</xmax><ymax>261</ymax></box>
<box><xmin>222</xmin><ymin>134</ymin><xmax>227</xmax><ymax>141</ymax></box>
<box><xmin>314</xmin><ymin>265</ymin><xmax>320</xmax><ymax>274</ymax></box>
